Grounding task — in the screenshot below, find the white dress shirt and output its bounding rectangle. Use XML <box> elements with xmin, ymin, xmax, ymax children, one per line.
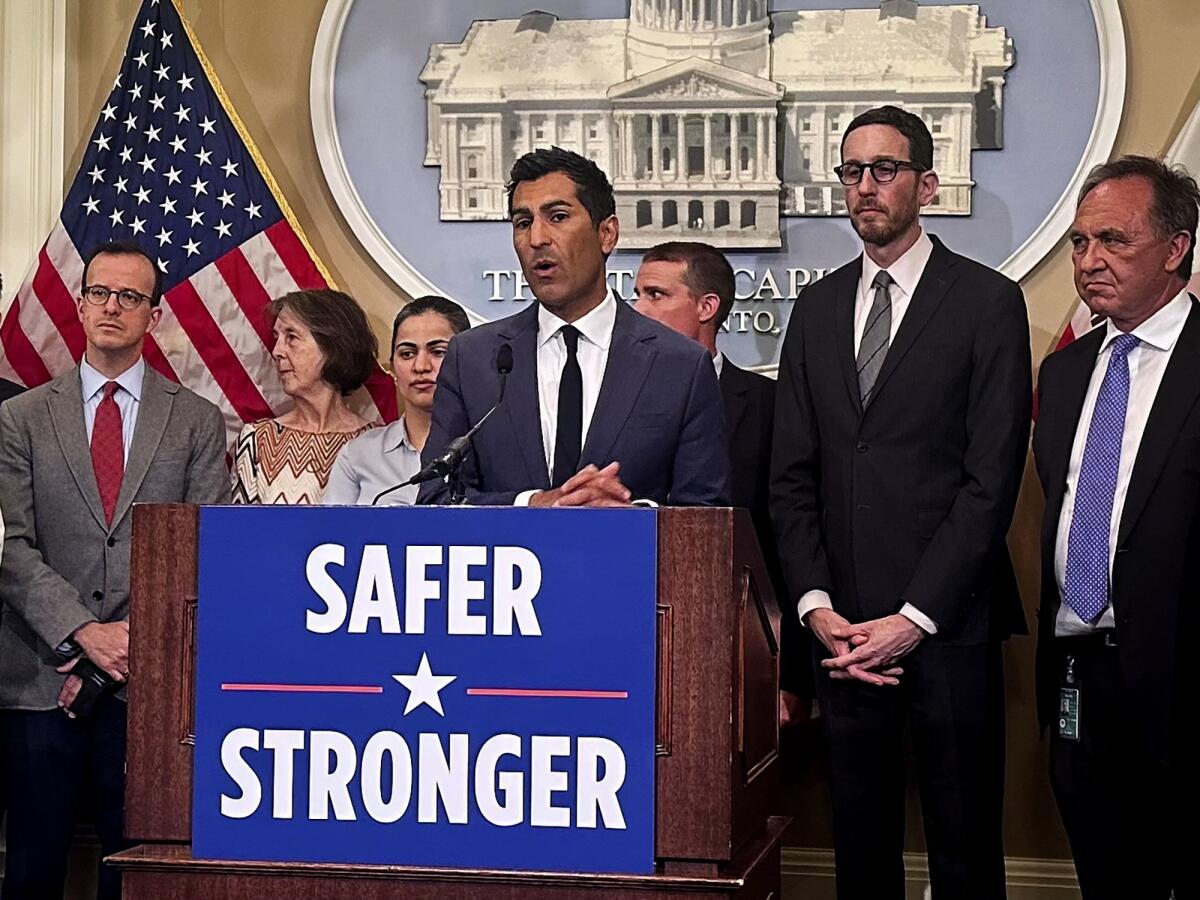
<box><xmin>712</xmin><ymin>350</ymin><xmax>725</xmax><ymax>378</ymax></box>
<box><xmin>1054</xmin><ymin>288</ymin><xmax>1192</xmax><ymax>636</ymax></box>
<box><xmin>81</xmin><ymin>357</ymin><xmax>145</xmax><ymax>463</ymax></box>
<box><xmin>322</xmin><ymin>417</ymin><xmax>422</xmax><ymax>506</ymax></box>
<box><xmin>514</xmin><ymin>293</ymin><xmax>617</xmax><ymax>505</ymax></box>
<box><xmin>797</xmin><ymin>229</ymin><xmax>940</xmax><ymax>635</ymax></box>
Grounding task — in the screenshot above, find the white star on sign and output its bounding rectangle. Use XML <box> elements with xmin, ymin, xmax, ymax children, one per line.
<box><xmin>392</xmin><ymin>653</ymin><xmax>457</xmax><ymax>717</ymax></box>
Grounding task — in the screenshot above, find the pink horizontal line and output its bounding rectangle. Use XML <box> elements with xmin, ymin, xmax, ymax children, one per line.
<box><xmin>466</xmin><ymin>688</ymin><xmax>629</xmax><ymax>699</ymax></box>
<box><xmin>221</xmin><ymin>683</ymin><xmax>384</xmax><ymax>694</ymax></box>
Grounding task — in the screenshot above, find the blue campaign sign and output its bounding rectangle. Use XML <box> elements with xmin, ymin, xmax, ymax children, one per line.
<box><xmin>192</xmin><ymin>506</ymin><xmax>658</xmax><ymax>873</ymax></box>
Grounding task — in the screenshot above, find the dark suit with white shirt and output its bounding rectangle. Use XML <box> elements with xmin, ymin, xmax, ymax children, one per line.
<box><xmin>1033</xmin><ymin>292</ymin><xmax>1199</xmax><ymax>899</ymax></box>
<box><xmin>771</xmin><ymin>233</ymin><xmax>1031</xmax><ymax>898</ymax></box>
<box><xmin>418</xmin><ymin>297</ymin><xmax>729</xmax><ymax>506</ymax></box>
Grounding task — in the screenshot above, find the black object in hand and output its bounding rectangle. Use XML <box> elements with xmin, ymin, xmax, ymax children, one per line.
<box><xmin>64</xmin><ymin>657</ymin><xmax>117</xmax><ymax>718</ymax></box>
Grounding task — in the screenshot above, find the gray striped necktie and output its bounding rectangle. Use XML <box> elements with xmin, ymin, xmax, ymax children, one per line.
<box><xmin>857</xmin><ymin>270</ymin><xmax>894</xmax><ymax>404</ymax></box>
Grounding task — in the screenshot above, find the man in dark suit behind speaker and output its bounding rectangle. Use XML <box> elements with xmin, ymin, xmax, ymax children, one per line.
<box><xmin>770</xmin><ymin>106</ymin><xmax>1032</xmax><ymax>899</ymax></box>
<box><xmin>1034</xmin><ymin>156</ymin><xmax>1200</xmax><ymax>899</ymax></box>
<box><xmin>633</xmin><ymin>241</ymin><xmax>811</xmax><ymax>721</ymax></box>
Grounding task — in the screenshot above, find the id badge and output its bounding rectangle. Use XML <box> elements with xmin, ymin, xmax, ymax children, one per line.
<box><xmin>1058</xmin><ymin>687</ymin><xmax>1080</xmax><ymax>741</ymax></box>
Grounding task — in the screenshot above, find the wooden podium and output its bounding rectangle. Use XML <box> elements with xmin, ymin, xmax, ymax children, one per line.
<box><xmin>111</xmin><ymin>505</ymin><xmax>789</xmax><ymax>898</ymax></box>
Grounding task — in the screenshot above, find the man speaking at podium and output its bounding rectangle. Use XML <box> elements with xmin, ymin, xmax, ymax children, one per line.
<box><xmin>418</xmin><ymin>148</ymin><xmax>729</xmax><ymax>507</ymax></box>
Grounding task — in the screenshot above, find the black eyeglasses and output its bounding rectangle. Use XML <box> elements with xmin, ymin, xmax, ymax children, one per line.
<box><xmin>82</xmin><ymin>284</ymin><xmax>153</xmax><ymax>310</ymax></box>
<box><xmin>833</xmin><ymin>159</ymin><xmax>927</xmax><ymax>186</ymax></box>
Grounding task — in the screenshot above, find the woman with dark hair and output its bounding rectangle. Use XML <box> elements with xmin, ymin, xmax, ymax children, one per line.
<box><xmin>232</xmin><ymin>289</ymin><xmax>378</xmax><ymax>504</ymax></box>
<box><xmin>323</xmin><ymin>295</ymin><xmax>470</xmax><ymax>505</ymax></box>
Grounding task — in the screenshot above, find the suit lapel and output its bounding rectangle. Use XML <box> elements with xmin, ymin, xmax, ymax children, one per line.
<box><xmin>48</xmin><ymin>368</ymin><xmax>108</xmax><ymax>530</ymax></box>
<box><xmin>866</xmin><ymin>237</ymin><xmax>957</xmax><ymax>410</ymax></box>
<box><xmin>112</xmin><ymin>367</ymin><xmax>175</xmax><ymax>528</ymax></box>
<box><xmin>832</xmin><ymin>260</ymin><xmax>862</xmax><ymax>416</ymax></box>
<box><xmin>498</xmin><ymin>304</ymin><xmax>550</xmax><ymax>489</ymax></box>
<box><xmin>1117</xmin><ymin>299</ymin><xmax>1200</xmax><ymax>545</ymax></box>
<box><xmin>1038</xmin><ymin>327</ymin><xmax>1105</xmax><ymax>564</ymax></box>
<box><xmin>582</xmin><ymin>301</ymin><xmax>656</xmax><ymax>465</ymax></box>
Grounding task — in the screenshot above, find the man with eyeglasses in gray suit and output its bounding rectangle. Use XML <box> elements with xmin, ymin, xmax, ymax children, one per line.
<box><xmin>0</xmin><ymin>240</ymin><xmax>229</xmax><ymax>900</ymax></box>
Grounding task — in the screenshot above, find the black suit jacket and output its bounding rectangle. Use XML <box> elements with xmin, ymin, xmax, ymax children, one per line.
<box><xmin>720</xmin><ymin>360</ymin><xmax>808</xmax><ymax>694</ymax></box>
<box><xmin>1033</xmin><ymin>298</ymin><xmax>1200</xmax><ymax>765</ymax></box>
<box><xmin>0</xmin><ymin>379</ymin><xmax>23</xmax><ymax>405</ymax></box>
<box><xmin>418</xmin><ymin>300</ymin><xmax>729</xmax><ymax>506</ymax></box>
<box><xmin>771</xmin><ymin>236</ymin><xmax>1031</xmax><ymax>645</ymax></box>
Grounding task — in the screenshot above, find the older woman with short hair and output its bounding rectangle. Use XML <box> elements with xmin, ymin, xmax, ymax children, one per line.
<box><xmin>232</xmin><ymin>288</ymin><xmax>377</xmax><ymax>504</ymax></box>
<box><xmin>323</xmin><ymin>295</ymin><xmax>470</xmax><ymax>505</ymax></box>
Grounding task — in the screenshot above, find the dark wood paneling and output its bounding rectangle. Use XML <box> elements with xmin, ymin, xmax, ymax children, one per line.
<box><xmin>655</xmin><ymin>507</ymin><xmax>734</xmax><ymax>861</ymax></box>
<box><xmin>126</xmin><ymin>503</ymin><xmax>199</xmax><ymax>842</ymax></box>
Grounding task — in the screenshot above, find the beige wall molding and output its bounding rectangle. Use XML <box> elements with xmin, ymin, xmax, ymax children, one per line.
<box><xmin>0</xmin><ymin>0</ymin><xmax>67</xmax><ymax>312</ymax></box>
<box><xmin>782</xmin><ymin>847</ymin><xmax>1082</xmax><ymax>900</ymax></box>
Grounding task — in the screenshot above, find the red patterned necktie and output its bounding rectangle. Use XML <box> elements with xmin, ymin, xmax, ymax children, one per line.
<box><xmin>91</xmin><ymin>381</ymin><xmax>124</xmax><ymax>525</ymax></box>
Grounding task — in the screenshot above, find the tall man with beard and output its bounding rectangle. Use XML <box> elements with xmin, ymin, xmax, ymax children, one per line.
<box><xmin>770</xmin><ymin>106</ymin><xmax>1032</xmax><ymax>898</ymax></box>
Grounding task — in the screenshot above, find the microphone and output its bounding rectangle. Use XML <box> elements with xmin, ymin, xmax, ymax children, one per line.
<box><xmin>372</xmin><ymin>344</ymin><xmax>513</xmax><ymax>504</ymax></box>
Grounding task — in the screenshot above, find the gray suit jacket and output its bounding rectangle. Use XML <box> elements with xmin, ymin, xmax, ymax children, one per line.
<box><xmin>0</xmin><ymin>364</ymin><xmax>230</xmax><ymax>709</ymax></box>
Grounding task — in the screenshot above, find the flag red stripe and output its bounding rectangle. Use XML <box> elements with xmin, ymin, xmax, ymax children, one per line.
<box><xmin>365</xmin><ymin>370</ymin><xmax>398</xmax><ymax>422</ymax></box>
<box><xmin>1054</xmin><ymin>324</ymin><xmax>1076</xmax><ymax>352</ymax></box>
<box><xmin>142</xmin><ymin>334</ymin><xmax>181</xmax><ymax>383</ymax></box>
<box><xmin>265</xmin><ymin>220</ymin><xmax>328</xmax><ymax>291</ymax></box>
<box><xmin>165</xmin><ymin>280</ymin><xmax>273</xmax><ymax>422</ymax></box>
<box><xmin>0</xmin><ymin>299</ymin><xmax>53</xmax><ymax>387</ymax></box>
<box><xmin>214</xmin><ymin>249</ymin><xmax>275</xmax><ymax>349</ymax></box>
<box><xmin>32</xmin><ymin>249</ymin><xmax>86</xmax><ymax>359</ymax></box>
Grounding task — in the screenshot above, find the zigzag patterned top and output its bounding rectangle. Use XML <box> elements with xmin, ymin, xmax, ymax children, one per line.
<box><xmin>231</xmin><ymin>419</ymin><xmax>374</xmax><ymax>505</ymax></box>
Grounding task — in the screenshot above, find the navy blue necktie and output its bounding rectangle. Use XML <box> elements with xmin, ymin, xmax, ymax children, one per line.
<box><xmin>1062</xmin><ymin>333</ymin><xmax>1140</xmax><ymax>623</ymax></box>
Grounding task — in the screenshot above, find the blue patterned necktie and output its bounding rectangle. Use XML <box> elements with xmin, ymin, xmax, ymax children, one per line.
<box><xmin>1062</xmin><ymin>333</ymin><xmax>1140</xmax><ymax>623</ymax></box>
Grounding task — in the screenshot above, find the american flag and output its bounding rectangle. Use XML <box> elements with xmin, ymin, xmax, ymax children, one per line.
<box><xmin>0</xmin><ymin>0</ymin><xmax>397</xmax><ymax>438</ymax></box>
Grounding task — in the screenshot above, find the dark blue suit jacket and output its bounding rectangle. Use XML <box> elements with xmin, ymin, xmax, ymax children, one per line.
<box><xmin>417</xmin><ymin>299</ymin><xmax>729</xmax><ymax>506</ymax></box>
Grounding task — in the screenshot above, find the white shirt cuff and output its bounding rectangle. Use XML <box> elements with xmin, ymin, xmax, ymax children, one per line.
<box><xmin>899</xmin><ymin>603</ymin><xmax>938</xmax><ymax>635</ymax></box>
<box><xmin>797</xmin><ymin>590</ymin><xmax>833</xmax><ymax>626</ymax></box>
<box><xmin>514</xmin><ymin>490</ymin><xmax>538</xmax><ymax>507</ymax></box>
